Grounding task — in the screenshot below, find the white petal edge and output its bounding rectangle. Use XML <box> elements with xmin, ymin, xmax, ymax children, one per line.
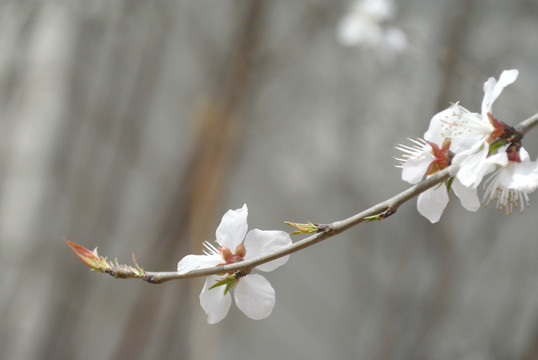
<box><xmin>200</xmin><ymin>275</ymin><xmax>232</xmax><ymax>324</ymax></box>
<box><xmin>451</xmin><ymin>178</ymin><xmax>480</xmax><ymax>211</ymax></box>
<box><xmin>177</xmin><ymin>254</ymin><xmax>221</xmax><ymax>274</ymax></box>
<box><xmin>417</xmin><ymin>184</ymin><xmax>449</xmax><ymax>223</ymax></box>
<box><xmin>453</xmin><ymin>145</ymin><xmax>507</xmax><ymax>188</ymax></box>
<box><xmin>234</xmin><ymin>274</ymin><xmax>275</xmax><ymax>320</ymax></box>
<box><xmin>481</xmin><ymin>69</ymin><xmax>518</xmax><ymax>117</ymax></box>
<box><xmin>243</xmin><ymin>229</ymin><xmax>292</xmax><ymax>272</ymax></box>
<box><xmin>215</xmin><ymin>204</ymin><xmax>249</xmax><ymax>249</ymax></box>
<box><xmin>452</xmin><ymin>146</ymin><xmax>486</xmax><ymax>187</ymax></box>
<box><xmin>519</xmin><ymin>147</ymin><xmax>530</xmax><ymax>162</ymax></box>
<box><xmin>400</xmin><ymin>143</ymin><xmax>434</xmax><ymax>184</ymax></box>
<box><xmin>499</xmin><ymin>159</ymin><xmax>538</xmax><ymax>193</ymax></box>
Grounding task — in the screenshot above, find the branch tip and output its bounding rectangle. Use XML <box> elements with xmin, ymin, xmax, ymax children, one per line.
<box><xmin>64</xmin><ymin>238</ymin><xmax>112</xmax><ymax>272</ymax></box>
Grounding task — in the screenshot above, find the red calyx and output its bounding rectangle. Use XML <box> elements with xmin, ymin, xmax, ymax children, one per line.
<box><xmin>425</xmin><ymin>138</ymin><xmax>452</xmax><ymax>175</ymax></box>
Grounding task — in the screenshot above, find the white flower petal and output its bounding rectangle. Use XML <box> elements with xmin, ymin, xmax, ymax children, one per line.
<box><xmin>519</xmin><ymin>147</ymin><xmax>530</xmax><ymax>162</ymax></box>
<box><xmin>360</xmin><ymin>0</ymin><xmax>395</xmax><ymax>21</ymax></box>
<box><xmin>244</xmin><ymin>229</ymin><xmax>292</xmax><ymax>272</ymax></box>
<box><xmin>499</xmin><ymin>159</ymin><xmax>538</xmax><ymax>193</ymax></box>
<box><xmin>481</xmin><ymin>69</ymin><xmax>518</xmax><ymax>117</ymax></box>
<box><xmin>451</xmin><ymin>178</ymin><xmax>480</xmax><ymax>211</ymax></box>
<box><xmin>426</xmin><ymin>104</ymin><xmax>491</xmax><ymax>153</ymax></box>
<box><xmin>424</xmin><ymin>107</ymin><xmax>457</xmax><ymax>145</ymax></box>
<box><xmin>395</xmin><ymin>139</ymin><xmax>433</xmax><ymax>184</ymax></box>
<box><xmin>417</xmin><ymin>185</ymin><xmax>449</xmax><ymax>223</ymax></box>
<box><xmin>452</xmin><ymin>146</ymin><xmax>487</xmax><ymax>187</ymax></box>
<box><xmin>177</xmin><ymin>254</ymin><xmax>221</xmax><ymax>274</ymax></box>
<box><xmin>234</xmin><ymin>274</ymin><xmax>275</xmax><ymax>320</ymax></box>
<box><xmin>454</xmin><ymin>145</ymin><xmax>507</xmax><ymax>188</ymax></box>
<box><xmin>200</xmin><ymin>275</ymin><xmax>232</xmax><ymax>324</ymax></box>
<box><xmin>338</xmin><ymin>0</ymin><xmax>402</xmax><ymax>49</ymax></box>
<box><xmin>472</xmin><ymin>149</ymin><xmax>508</xmax><ymax>185</ymax></box>
<box><xmin>401</xmin><ymin>148</ymin><xmax>434</xmax><ymax>184</ymax></box>
<box><xmin>215</xmin><ymin>204</ymin><xmax>248</xmax><ymax>249</ymax></box>
<box><xmin>338</xmin><ymin>14</ymin><xmax>383</xmax><ymax>46</ymax></box>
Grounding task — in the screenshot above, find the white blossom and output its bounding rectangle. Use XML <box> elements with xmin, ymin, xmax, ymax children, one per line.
<box><xmin>424</xmin><ymin>69</ymin><xmax>519</xmax><ymax>153</ymax></box>
<box><xmin>483</xmin><ymin>148</ymin><xmax>538</xmax><ymax>214</ymax></box>
<box><xmin>396</xmin><ymin>138</ymin><xmax>480</xmax><ymax>223</ymax></box>
<box><xmin>416</xmin><ymin>177</ymin><xmax>480</xmax><ymax>223</ymax></box>
<box><xmin>451</xmin><ymin>142</ymin><xmax>508</xmax><ymax>189</ymax></box>
<box><xmin>423</xmin><ymin>69</ymin><xmax>519</xmax><ymax>195</ymax></box>
<box><xmin>395</xmin><ymin>138</ymin><xmax>435</xmax><ymax>184</ymax></box>
<box><xmin>177</xmin><ymin>204</ymin><xmax>292</xmax><ymax>324</ymax></box>
<box><xmin>337</xmin><ymin>0</ymin><xmax>406</xmax><ymax>57</ymax></box>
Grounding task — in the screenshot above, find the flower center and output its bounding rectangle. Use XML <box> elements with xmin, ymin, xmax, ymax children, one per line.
<box><xmin>219</xmin><ymin>243</ymin><xmax>246</xmax><ymax>265</ymax></box>
<box><xmin>482</xmin><ymin>168</ymin><xmax>530</xmax><ymax>215</ymax></box>
<box><xmin>424</xmin><ymin>138</ymin><xmax>453</xmax><ymax>175</ymax></box>
<box><xmin>439</xmin><ymin>107</ymin><xmax>492</xmax><ymax>139</ymax></box>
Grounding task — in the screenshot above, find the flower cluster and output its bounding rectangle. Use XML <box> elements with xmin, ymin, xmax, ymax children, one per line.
<box><xmin>396</xmin><ymin>69</ymin><xmax>538</xmax><ymax>222</ymax></box>
<box><xmin>177</xmin><ymin>204</ymin><xmax>292</xmax><ymax>324</ymax></box>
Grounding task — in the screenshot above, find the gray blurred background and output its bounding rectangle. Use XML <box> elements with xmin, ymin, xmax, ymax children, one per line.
<box><xmin>1</xmin><ymin>0</ymin><xmax>538</xmax><ymax>359</ymax></box>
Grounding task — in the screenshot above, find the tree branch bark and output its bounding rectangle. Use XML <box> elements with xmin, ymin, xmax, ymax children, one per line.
<box><xmin>71</xmin><ymin>111</ymin><xmax>538</xmax><ymax>284</ymax></box>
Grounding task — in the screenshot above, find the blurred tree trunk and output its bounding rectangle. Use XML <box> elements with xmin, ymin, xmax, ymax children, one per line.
<box><xmin>1</xmin><ymin>1</ymin><xmax>538</xmax><ymax>360</ymax></box>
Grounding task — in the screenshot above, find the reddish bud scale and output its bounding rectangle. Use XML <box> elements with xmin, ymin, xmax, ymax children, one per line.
<box><xmin>425</xmin><ymin>139</ymin><xmax>452</xmax><ymax>176</ymax></box>
<box><xmin>486</xmin><ymin>113</ymin><xmax>525</xmax><ymax>163</ymax></box>
<box><xmin>235</xmin><ymin>243</ymin><xmax>246</xmax><ymax>258</ymax></box>
<box><xmin>217</xmin><ymin>246</ymin><xmax>246</xmax><ymax>275</ymax></box>
<box><xmin>486</xmin><ymin>113</ymin><xmax>510</xmax><ymax>144</ymax></box>
<box><xmin>219</xmin><ymin>247</ymin><xmax>233</xmax><ymax>261</ymax></box>
<box><xmin>64</xmin><ymin>238</ymin><xmax>111</xmax><ymax>272</ymax></box>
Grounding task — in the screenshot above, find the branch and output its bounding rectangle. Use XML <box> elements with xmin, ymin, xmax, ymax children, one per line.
<box><xmin>67</xmin><ymin>112</ymin><xmax>538</xmax><ymax>284</ymax></box>
<box><xmin>515</xmin><ymin>111</ymin><xmax>538</xmax><ymax>134</ymax></box>
<box><xmin>145</xmin><ymin>166</ymin><xmax>453</xmax><ymax>283</ymax></box>
<box><xmin>67</xmin><ymin>166</ymin><xmax>453</xmax><ymax>284</ymax></box>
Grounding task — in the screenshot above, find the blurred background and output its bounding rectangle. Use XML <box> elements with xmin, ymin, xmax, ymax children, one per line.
<box><xmin>1</xmin><ymin>0</ymin><xmax>538</xmax><ymax>359</ymax></box>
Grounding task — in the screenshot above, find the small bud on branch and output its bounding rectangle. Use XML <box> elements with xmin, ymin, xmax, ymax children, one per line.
<box><xmin>65</xmin><ymin>238</ymin><xmax>145</xmax><ymax>279</ymax></box>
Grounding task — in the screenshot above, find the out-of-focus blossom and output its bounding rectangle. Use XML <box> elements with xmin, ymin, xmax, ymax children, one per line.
<box><xmin>338</xmin><ymin>0</ymin><xmax>407</xmax><ymax>58</ymax></box>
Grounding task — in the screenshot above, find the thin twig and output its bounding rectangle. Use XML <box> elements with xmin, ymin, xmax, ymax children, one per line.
<box><xmin>142</xmin><ymin>166</ymin><xmax>453</xmax><ymax>283</ymax></box>
<box><xmin>515</xmin><ymin>112</ymin><xmax>538</xmax><ymax>134</ymax></box>
<box><xmin>74</xmin><ymin>112</ymin><xmax>538</xmax><ymax>284</ymax></box>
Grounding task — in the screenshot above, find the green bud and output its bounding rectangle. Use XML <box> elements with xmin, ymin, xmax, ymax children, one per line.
<box><xmin>284</xmin><ymin>221</ymin><xmax>319</xmax><ymax>235</ymax></box>
<box><xmin>209</xmin><ymin>274</ymin><xmax>239</xmax><ymax>295</ymax></box>
<box><xmin>446</xmin><ymin>177</ymin><xmax>455</xmax><ymax>192</ymax></box>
